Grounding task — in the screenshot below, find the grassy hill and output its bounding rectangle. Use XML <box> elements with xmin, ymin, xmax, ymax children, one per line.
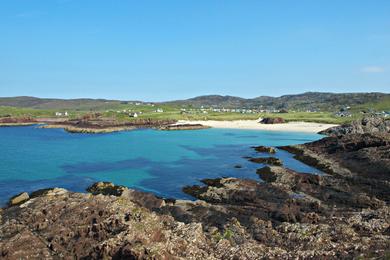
<box><xmin>167</xmin><ymin>92</ymin><xmax>390</xmax><ymax>112</ymax></box>
<box><xmin>0</xmin><ymin>96</ymin><xmax>131</xmax><ymax>110</ymax></box>
<box><xmin>0</xmin><ymin>92</ymin><xmax>389</xmax><ymax>124</ymax></box>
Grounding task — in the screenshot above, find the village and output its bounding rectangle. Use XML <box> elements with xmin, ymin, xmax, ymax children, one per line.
<box><xmin>52</xmin><ymin>102</ymin><xmax>390</xmax><ymax>120</ymax></box>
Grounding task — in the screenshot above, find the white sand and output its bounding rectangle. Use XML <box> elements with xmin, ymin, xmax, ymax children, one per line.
<box><xmin>177</xmin><ymin>120</ymin><xmax>338</xmax><ymax>133</ymax></box>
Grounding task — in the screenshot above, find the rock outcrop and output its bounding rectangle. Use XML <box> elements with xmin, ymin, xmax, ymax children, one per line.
<box><xmin>0</xmin><ymin>116</ymin><xmax>37</xmax><ymax>126</ymax></box>
<box><xmin>319</xmin><ymin>116</ymin><xmax>390</xmax><ymax>136</ymax></box>
<box><xmin>8</xmin><ymin>192</ymin><xmax>29</xmax><ymax>206</ymax></box>
<box><xmin>159</xmin><ymin>124</ymin><xmax>210</xmax><ymax>131</ymax></box>
<box><xmin>251</xmin><ymin>145</ymin><xmax>276</xmax><ymax>153</ymax></box>
<box><xmin>248</xmin><ymin>157</ymin><xmax>283</xmax><ymax>166</ymax></box>
<box><xmin>43</xmin><ymin>117</ymin><xmax>178</xmax><ymax>133</ymax></box>
<box><xmin>260</xmin><ymin>117</ymin><xmax>285</xmax><ymax>124</ymax></box>
<box><xmin>1</xmin><ymin>117</ymin><xmax>390</xmax><ymax>259</ymax></box>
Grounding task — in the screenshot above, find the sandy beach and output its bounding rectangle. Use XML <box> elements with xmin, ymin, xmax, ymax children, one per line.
<box><xmin>177</xmin><ymin>120</ymin><xmax>338</xmax><ymax>133</ymax></box>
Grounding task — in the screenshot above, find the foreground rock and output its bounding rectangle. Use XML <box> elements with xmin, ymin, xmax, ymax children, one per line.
<box><xmin>1</xmin><ymin>117</ymin><xmax>389</xmax><ymax>259</ymax></box>
<box><xmin>8</xmin><ymin>192</ymin><xmax>29</xmax><ymax>206</ymax></box>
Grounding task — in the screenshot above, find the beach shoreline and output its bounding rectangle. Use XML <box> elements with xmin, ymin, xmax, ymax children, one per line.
<box><xmin>177</xmin><ymin>120</ymin><xmax>338</xmax><ymax>133</ymax></box>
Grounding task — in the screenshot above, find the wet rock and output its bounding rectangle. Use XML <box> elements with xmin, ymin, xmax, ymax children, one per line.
<box><xmin>8</xmin><ymin>192</ymin><xmax>29</xmax><ymax>206</ymax></box>
<box><xmin>87</xmin><ymin>182</ymin><xmax>127</xmax><ymax>196</ymax></box>
<box><xmin>248</xmin><ymin>157</ymin><xmax>283</xmax><ymax>166</ymax></box>
<box><xmin>233</xmin><ymin>164</ymin><xmax>242</xmax><ymax>168</ymax></box>
<box><xmin>252</xmin><ymin>145</ymin><xmax>276</xmax><ymax>153</ymax></box>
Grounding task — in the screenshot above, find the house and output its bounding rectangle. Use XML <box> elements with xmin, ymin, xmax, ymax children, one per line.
<box><xmin>55</xmin><ymin>112</ymin><xmax>63</xmax><ymax>116</ymax></box>
<box><xmin>335</xmin><ymin>111</ymin><xmax>352</xmax><ymax>117</ymax></box>
<box><xmin>155</xmin><ymin>108</ymin><xmax>164</xmax><ymax>113</ymax></box>
<box><xmin>64</xmin><ymin>111</ymin><xmax>68</xmax><ymax>116</ymax></box>
<box><xmin>129</xmin><ymin>112</ymin><xmax>138</xmax><ymax>118</ymax></box>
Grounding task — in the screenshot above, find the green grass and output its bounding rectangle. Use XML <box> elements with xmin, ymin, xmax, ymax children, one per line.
<box><xmin>0</xmin><ymin>105</ymin><xmax>369</xmax><ymax>124</ymax></box>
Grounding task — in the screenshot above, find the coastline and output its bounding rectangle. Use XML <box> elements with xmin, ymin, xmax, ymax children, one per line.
<box><xmin>177</xmin><ymin>120</ymin><xmax>338</xmax><ymax>133</ymax></box>
<box><xmin>0</xmin><ymin>122</ymin><xmax>38</xmax><ymax>127</ymax></box>
<box><xmin>40</xmin><ymin>124</ymin><xmax>136</xmax><ymax>133</ymax></box>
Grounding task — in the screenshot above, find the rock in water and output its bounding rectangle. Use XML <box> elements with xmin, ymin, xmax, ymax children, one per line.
<box><xmin>87</xmin><ymin>182</ymin><xmax>127</xmax><ymax>196</ymax></box>
<box><xmin>8</xmin><ymin>192</ymin><xmax>29</xmax><ymax>206</ymax></box>
<box><xmin>248</xmin><ymin>157</ymin><xmax>283</xmax><ymax>166</ymax></box>
<box><xmin>159</xmin><ymin>124</ymin><xmax>210</xmax><ymax>130</ymax></box>
<box><xmin>252</xmin><ymin>145</ymin><xmax>276</xmax><ymax>153</ymax></box>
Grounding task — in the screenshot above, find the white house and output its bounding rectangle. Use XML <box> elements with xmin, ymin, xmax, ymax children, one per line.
<box><xmin>156</xmin><ymin>108</ymin><xmax>164</xmax><ymax>113</ymax></box>
<box><xmin>129</xmin><ymin>112</ymin><xmax>138</xmax><ymax>118</ymax></box>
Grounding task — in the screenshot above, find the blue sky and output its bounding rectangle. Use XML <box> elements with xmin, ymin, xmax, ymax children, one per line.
<box><xmin>0</xmin><ymin>0</ymin><xmax>389</xmax><ymax>101</ymax></box>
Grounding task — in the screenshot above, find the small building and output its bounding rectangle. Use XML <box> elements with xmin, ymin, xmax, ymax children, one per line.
<box><xmin>55</xmin><ymin>112</ymin><xmax>62</xmax><ymax>116</ymax></box>
<box><xmin>335</xmin><ymin>111</ymin><xmax>352</xmax><ymax>117</ymax></box>
<box><xmin>155</xmin><ymin>108</ymin><xmax>164</xmax><ymax>113</ymax></box>
<box><xmin>129</xmin><ymin>112</ymin><xmax>138</xmax><ymax>118</ymax></box>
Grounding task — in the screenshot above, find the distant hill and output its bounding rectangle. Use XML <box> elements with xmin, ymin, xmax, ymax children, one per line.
<box><xmin>0</xmin><ymin>96</ymin><xmax>127</xmax><ymax>110</ymax></box>
<box><xmin>167</xmin><ymin>92</ymin><xmax>390</xmax><ymax>112</ymax></box>
<box><xmin>1</xmin><ymin>92</ymin><xmax>389</xmax><ymax>112</ymax></box>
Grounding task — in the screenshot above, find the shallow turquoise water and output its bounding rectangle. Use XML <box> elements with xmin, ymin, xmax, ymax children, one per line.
<box><xmin>0</xmin><ymin>125</ymin><xmax>323</xmax><ymax>205</ymax></box>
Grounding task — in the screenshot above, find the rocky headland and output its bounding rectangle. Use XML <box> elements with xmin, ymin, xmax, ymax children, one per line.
<box><xmin>41</xmin><ymin>114</ymin><xmax>178</xmax><ymax>133</ymax></box>
<box><xmin>0</xmin><ymin>116</ymin><xmax>37</xmax><ymax>126</ymax></box>
<box><xmin>0</xmin><ymin>117</ymin><xmax>389</xmax><ymax>259</ymax></box>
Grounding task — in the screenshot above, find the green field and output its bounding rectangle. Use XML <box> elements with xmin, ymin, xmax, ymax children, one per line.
<box><xmin>0</xmin><ymin>105</ymin><xmax>363</xmax><ymax>124</ymax></box>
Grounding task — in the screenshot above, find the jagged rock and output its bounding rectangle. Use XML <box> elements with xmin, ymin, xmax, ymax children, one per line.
<box><xmin>252</xmin><ymin>145</ymin><xmax>276</xmax><ymax>153</ymax></box>
<box><xmin>256</xmin><ymin>166</ymin><xmax>321</xmax><ymax>188</ymax></box>
<box><xmin>8</xmin><ymin>192</ymin><xmax>29</xmax><ymax>206</ymax></box>
<box><xmin>1</xmin><ymin>124</ymin><xmax>390</xmax><ymax>258</ymax></box>
<box><xmin>87</xmin><ymin>182</ymin><xmax>127</xmax><ymax>196</ymax></box>
<box><xmin>319</xmin><ymin>116</ymin><xmax>390</xmax><ymax>136</ymax></box>
<box><xmin>248</xmin><ymin>157</ymin><xmax>283</xmax><ymax>166</ymax></box>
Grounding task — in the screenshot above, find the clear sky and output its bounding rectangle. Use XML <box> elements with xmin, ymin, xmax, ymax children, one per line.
<box><xmin>0</xmin><ymin>0</ymin><xmax>389</xmax><ymax>101</ymax></box>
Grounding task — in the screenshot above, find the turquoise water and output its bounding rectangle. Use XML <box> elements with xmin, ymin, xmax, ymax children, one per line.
<box><xmin>0</xmin><ymin>125</ymin><xmax>323</xmax><ymax>205</ymax></box>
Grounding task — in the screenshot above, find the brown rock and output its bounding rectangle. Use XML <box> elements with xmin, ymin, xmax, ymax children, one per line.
<box><xmin>260</xmin><ymin>117</ymin><xmax>285</xmax><ymax>124</ymax></box>
<box><xmin>252</xmin><ymin>146</ymin><xmax>276</xmax><ymax>153</ymax></box>
<box><xmin>8</xmin><ymin>192</ymin><xmax>29</xmax><ymax>206</ymax></box>
<box><xmin>248</xmin><ymin>157</ymin><xmax>283</xmax><ymax>166</ymax></box>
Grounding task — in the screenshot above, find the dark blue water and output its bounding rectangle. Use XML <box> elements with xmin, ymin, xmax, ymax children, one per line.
<box><xmin>0</xmin><ymin>125</ymin><xmax>323</xmax><ymax>205</ymax></box>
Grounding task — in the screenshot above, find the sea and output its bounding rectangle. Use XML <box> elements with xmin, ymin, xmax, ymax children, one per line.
<box><xmin>0</xmin><ymin>125</ymin><xmax>323</xmax><ymax>206</ymax></box>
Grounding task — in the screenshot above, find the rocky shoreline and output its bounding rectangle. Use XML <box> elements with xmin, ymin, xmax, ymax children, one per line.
<box><xmin>0</xmin><ymin>117</ymin><xmax>389</xmax><ymax>259</ymax></box>
<box><xmin>0</xmin><ymin>115</ymin><xmax>182</xmax><ymax>133</ymax></box>
<box><xmin>0</xmin><ymin>116</ymin><xmax>38</xmax><ymax>127</ymax></box>
<box><xmin>158</xmin><ymin>123</ymin><xmax>211</xmax><ymax>131</ymax></box>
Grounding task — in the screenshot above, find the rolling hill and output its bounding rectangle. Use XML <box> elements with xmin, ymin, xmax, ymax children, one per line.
<box><xmin>0</xmin><ymin>92</ymin><xmax>389</xmax><ymax>112</ymax></box>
